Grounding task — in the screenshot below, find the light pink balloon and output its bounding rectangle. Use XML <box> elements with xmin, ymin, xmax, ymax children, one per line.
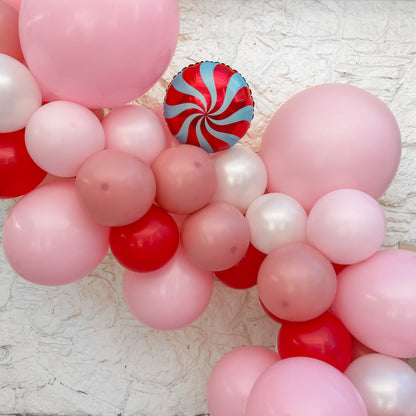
<box><xmin>260</xmin><ymin>84</ymin><xmax>401</xmax><ymax>212</ymax></box>
<box><xmin>2</xmin><ymin>180</ymin><xmax>109</xmax><ymax>286</ymax></box>
<box><xmin>123</xmin><ymin>248</ymin><xmax>214</xmax><ymax>330</ymax></box>
<box><xmin>181</xmin><ymin>202</ymin><xmax>251</xmax><ymax>271</ymax></box>
<box><xmin>76</xmin><ymin>149</ymin><xmax>156</xmax><ymax>226</ymax></box>
<box><xmin>207</xmin><ymin>346</ymin><xmax>280</xmax><ymax>416</ymax></box>
<box><xmin>257</xmin><ymin>243</ymin><xmax>337</xmax><ymax>322</ymax></box>
<box><xmin>332</xmin><ymin>249</ymin><xmax>416</xmax><ymax>358</ymax></box>
<box><xmin>246</xmin><ymin>357</ymin><xmax>368</xmax><ymax>416</ymax></box>
<box><xmin>152</xmin><ymin>104</ymin><xmax>180</xmax><ymax>148</ymax></box>
<box><xmin>103</xmin><ymin>105</ymin><xmax>166</xmax><ymax>165</ymax></box>
<box><xmin>19</xmin><ymin>0</ymin><xmax>179</xmax><ymax>108</ymax></box>
<box><xmin>0</xmin><ymin>0</ymin><xmax>24</xmax><ymax>62</ymax></box>
<box><xmin>25</xmin><ymin>101</ymin><xmax>105</xmax><ymax>177</ymax></box>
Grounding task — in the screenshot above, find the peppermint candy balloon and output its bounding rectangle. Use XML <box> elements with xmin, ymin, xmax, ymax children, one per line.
<box><xmin>164</xmin><ymin>61</ymin><xmax>254</xmax><ymax>153</ymax></box>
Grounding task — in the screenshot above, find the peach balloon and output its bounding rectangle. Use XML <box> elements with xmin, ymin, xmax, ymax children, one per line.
<box><xmin>0</xmin><ymin>0</ymin><xmax>23</xmax><ymax>61</ymax></box>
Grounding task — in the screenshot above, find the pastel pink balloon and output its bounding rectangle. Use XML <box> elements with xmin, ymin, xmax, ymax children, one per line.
<box><xmin>123</xmin><ymin>248</ymin><xmax>214</xmax><ymax>330</ymax></box>
<box><xmin>2</xmin><ymin>180</ymin><xmax>109</xmax><ymax>286</ymax></box>
<box><xmin>260</xmin><ymin>84</ymin><xmax>401</xmax><ymax>212</ymax></box>
<box><xmin>332</xmin><ymin>249</ymin><xmax>416</xmax><ymax>358</ymax></box>
<box><xmin>103</xmin><ymin>105</ymin><xmax>166</xmax><ymax>165</ymax></box>
<box><xmin>152</xmin><ymin>104</ymin><xmax>180</xmax><ymax>148</ymax></box>
<box><xmin>0</xmin><ymin>0</ymin><xmax>23</xmax><ymax>62</ymax></box>
<box><xmin>246</xmin><ymin>357</ymin><xmax>368</xmax><ymax>416</ymax></box>
<box><xmin>19</xmin><ymin>0</ymin><xmax>179</xmax><ymax>108</ymax></box>
<box><xmin>75</xmin><ymin>149</ymin><xmax>156</xmax><ymax>226</ymax></box>
<box><xmin>207</xmin><ymin>346</ymin><xmax>280</xmax><ymax>416</ymax></box>
<box><xmin>181</xmin><ymin>202</ymin><xmax>251</xmax><ymax>271</ymax></box>
<box><xmin>2</xmin><ymin>0</ymin><xmax>20</xmax><ymax>10</ymax></box>
<box><xmin>257</xmin><ymin>243</ymin><xmax>337</xmax><ymax>322</ymax></box>
<box><xmin>25</xmin><ymin>101</ymin><xmax>105</xmax><ymax>177</ymax></box>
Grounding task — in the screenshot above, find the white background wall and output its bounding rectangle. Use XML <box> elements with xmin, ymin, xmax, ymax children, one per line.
<box><xmin>2</xmin><ymin>0</ymin><xmax>416</xmax><ymax>414</ymax></box>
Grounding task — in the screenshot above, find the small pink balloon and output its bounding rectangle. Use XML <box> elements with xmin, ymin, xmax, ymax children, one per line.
<box><xmin>152</xmin><ymin>144</ymin><xmax>217</xmax><ymax>215</ymax></box>
<box><xmin>75</xmin><ymin>149</ymin><xmax>156</xmax><ymax>226</ymax></box>
<box><xmin>0</xmin><ymin>0</ymin><xmax>23</xmax><ymax>61</ymax></box>
<box><xmin>152</xmin><ymin>104</ymin><xmax>180</xmax><ymax>148</ymax></box>
<box><xmin>25</xmin><ymin>101</ymin><xmax>105</xmax><ymax>177</ymax></box>
<box><xmin>246</xmin><ymin>357</ymin><xmax>367</xmax><ymax>416</ymax></box>
<box><xmin>207</xmin><ymin>346</ymin><xmax>280</xmax><ymax>416</ymax></box>
<box><xmin>257</xmin><ymin>242</ymin><xmax>337</xmax><ymax>322</ymax></box>
<box><xmin>103</xmin><ymin>105</ymin><xmax>166</xmax><ymax>165</ymax></box>
<box><xmin>2</xmin><ymin>180</ymin><xmax>109</xmax><ymax>286</ymax></box>
<box><xmin>123</xmin><ymin>247</ymin><xmax>214</xmax><ymax>330</ymax></box>
<box><xmin>181</xmin><ymin>202</ymin><xmax>251</xmax><ymax>271</ymax></box>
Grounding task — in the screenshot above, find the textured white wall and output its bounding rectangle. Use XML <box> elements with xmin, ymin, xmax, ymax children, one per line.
<box><xmin>2</xmin><ymin>0</ymin><xmax>416</xmax><ymax>415</ymax></box>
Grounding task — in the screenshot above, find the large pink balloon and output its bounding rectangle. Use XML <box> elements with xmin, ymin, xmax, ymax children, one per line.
<box><xmin>2</xmin><ymin>180</ymin><xmax>109</xmax><ymax>286</ymax></box>
<box><xmin>332</xmin><ymin>249</ymin><xmax>416</xmax><ymax>358</ymax></box>
<box><xmin>260</xmin><ymin>84</ymin><xmax>401</xmax><ymax>212</ymax></box>
<box><xmin>19</xmin><ymin>0</ymin><xmax>179</xmax><ymax>108</ymax></box>
<box><xmin>0</xmin><ymin>0</ymin><xmax>23</xmax><ymax>62</ymax></box>
<box><xmin>246</xmin><ymin>357</ymin><xmax>367</xmax><ymax>416</ymax></box>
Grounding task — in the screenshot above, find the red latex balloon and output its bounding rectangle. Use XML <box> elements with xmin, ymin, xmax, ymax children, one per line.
<box><xmin>332</xmin><ymin>262</ymin><xmax>348</xmax><ymax>274</ymax></box>
<box><xmin>0</xmin><ymin>129</ymin><xmax>47</xmax><ymax>198</ymax></box>
<box><xmin>277</xmin><ymin>312</ymin><xmax>352</xmax><ymax>372</ymax></box>
<box><xmin>215</xmin><ymin>243</ymin><xmax>266</xmax><ymax>289</ymax></box>
<box><xmin>110</xmin><ymin>204</ymin><xmax>179</xmax><ymax>272</ymax></box>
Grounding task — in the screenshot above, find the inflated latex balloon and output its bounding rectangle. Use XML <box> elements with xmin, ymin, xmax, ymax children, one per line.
<box><xmin>123</xmin><ymin>248</ymin><xmax>214</xmax><ymax>330</ymax></box>
<box><xmin>258</xmin><ymin>243</ymin><xmax>337</xmax><ymax>322</ymax></box>
<box><xmin>246</xmin><ymin>193</ymin><xmax>307</xmax><ymax>254</ymax></box>
<box><xmin>152</xmin><ymin>104</ymin><xmax>180</xmax><ymax>148</ymax></box>
<box><xmin>75</xmin><ymin>149</ymin><xmax>156</xmax><ymax>226</ymax></box>
<box><xmin>19</xmin><ymin>0</ymin><xmax>179</xmax><ymax>108</ymax></box>
<box><xmin>2</xmin><ymin>180</ymin><xmax>109</xmax><ymax>286</ymax></box>
<box><xmin>332</xmin><ymin>249</ymin><xmax>416</xmax><ymax>358</ymax></box>
<box><xmin>25</xmin><ymin>101</ymin><xmax>105</xmax><ymax>177</ymax></box>
<box><xmin>260</xmin><ymin>83</ymin><xmax>401</xmax><ymax>212</ymax></box>
<box><xmin>181</xmin><ymin>202</ymin><xmax>250</xmax><ymax>271</ymax></box>
<box><xmin>103</xmin><ymin>105</ymin><xmax>166</xmax><ymax>165</ymax></box>
<box><xmin>0</xmin><ymin>0</ymin><xmax>23</xmax><ymax>61</ymax></box>
<box><xmin>0</xmin><ymin>53</ymin><xmax>41</xmax><ymax>133</ymax></box>
<box><xmin>245</xmin><ymin>357</ymin><xmax>367</xmax><ymax>416</ymax></box>
<box><xmin>207</xmin><ymin>346</ymin><xmax>280</xmax><ymax>416</ymax></box>
<box><xmin>2</xmin><ymin>0</ymin><xmax>20</xmax><ymax>10</ymax></box>
<box><xmin>351</xmin><ymin>337</ymin><xmax>376</xmax><ymax>361</ymax></box>
<box><xmin>345</xmin><ymin>354</ymin><xmax>416</xmax><ymax>416</ymax></box>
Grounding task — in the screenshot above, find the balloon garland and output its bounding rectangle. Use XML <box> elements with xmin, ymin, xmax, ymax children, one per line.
<box><xmin>1</xmin><ymin>1</ymin><xmax>416</xmax><ymax>415</ymax></box>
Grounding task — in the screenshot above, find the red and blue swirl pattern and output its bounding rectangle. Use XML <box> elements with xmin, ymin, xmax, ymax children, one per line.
<box><xmin>164</xmin><ymin>61</ymin><xmax>254</xmax><ymax>153</ymax></box>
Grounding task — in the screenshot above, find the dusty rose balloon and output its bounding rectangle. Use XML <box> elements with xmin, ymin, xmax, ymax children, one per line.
<box><xmin>2</xmin><ymin>0</ymin><xmax>20</xmax><ymax>10</ymax></box>
<box><xmin>181</xmin><ymin>202</ymin><xmax>250</xmax><ymax>271</ymax></box>
<box><xmin>0</xmin><ymin>0</ymin><xmax>23</xmax><ymax>62</ymax></box>
<box><xmin>351</xmin><ymin>337</ymin><xmax>377</xmax><ymax>361</ymax></box>
<box><xmin>2</xmin><ymin>180</ymin><xmax>109</xmax><ymax>286</ymax></box>
<box><xmin>332</xmin><ymin>249</ymin><xmax>416</xmax><ymax>358</ymax></box>
<box><xmin>103</xmin><ymin>105</ymin><xmax>166</xmax><ymax>165</ymax></box>
<box><xmin>260</xmin><ymin>84</ymin><xmax>401</xmax><ymax>212</ymax></box>
<box><xmin>258</xmin><ymin>243</ymin><xmax>337</xmax><ymax>322</ymax></box>
<box><xmin>75</xmin><ymin>149</ymin><xmax>156</xmax><ymax>226</ymax></box>
<box><xmin>152</xmin><ymin>104</ymin><xmax>180</xmax><ymax>148</ymax></box>
<box><xmin>207</xmin><ymin>346</ymin><xmax>280</xmax><ymax>416</ymax></box>
<box><xmin>123</xmin><ymin>248</ymin><xmax>214</xmax><ymax>330</ymax></box>
<box><xmin>152</xmin><ymin>144</ymin><xmax>217</xmax><ymax>214</ymax></box>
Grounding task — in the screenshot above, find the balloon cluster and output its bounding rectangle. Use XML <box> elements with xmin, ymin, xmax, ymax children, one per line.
<box><xmin>1</xmin><ymin>1</ymin><xmax>416</xmax><ymax>416</ymax></box>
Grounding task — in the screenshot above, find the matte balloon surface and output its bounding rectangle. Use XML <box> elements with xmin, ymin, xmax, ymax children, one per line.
<box><xmin>0</xmin><ymin>0</ymin><xmax>23</xmax><ymax>61</ymax></box>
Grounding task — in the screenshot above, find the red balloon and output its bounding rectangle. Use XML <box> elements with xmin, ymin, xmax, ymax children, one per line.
<box><xmin>110</xmin><ymin>205</ymin><xmax>179</xmax><ymax>272</ymax></box>
<box><xmin>332</xmin><ymin>262</ymin><xmax>348</xmax><ymax>274</ymax></box>
<box><xmin>277</xmin><ymin>312</ymin><xmax>352</xmax><ymax>372</ymax></box>
<box><xmin>215</xmin><ymin>243</ymin><xmax>266</xmax><ymax>289</ymax></box>
<box><xmin>0</xmin><ymin>129</ymin><xmax>47</xmax><ymax>198</ymax></box>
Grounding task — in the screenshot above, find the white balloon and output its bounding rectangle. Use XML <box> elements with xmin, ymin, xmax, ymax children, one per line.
<box><xmin>246</xmin><ymin>193</ymin><xmax>307</xmax><ymax>254</ymax></box>
<box><xmin>0</xmin><ymin>53</ymin><xmax>42</xmax><ymax>133</ymax></box>
<box><xmin>211</xmin><ymin>144</ymin><xmax>267</xmax><ymax>213</ymax></box>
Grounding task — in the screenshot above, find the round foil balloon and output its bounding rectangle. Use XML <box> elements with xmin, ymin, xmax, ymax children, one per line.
<box><xmin>164</xmin><ymin>61</ymin><xmax>254</xmax><ymax>153</ymax></box>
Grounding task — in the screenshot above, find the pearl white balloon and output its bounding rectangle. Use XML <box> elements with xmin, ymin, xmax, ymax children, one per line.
<box><xmin>246</xmin><ymin>193</ymin><xmax>307</xmax><ymax>254</ymax></box>
<box><xmin>0</xmin><ymin>53</ymin><xmax>42</xmax><ymax>132</ymax></box>
<box><xmin>211</xmin><ymin>144</ymin><xmax>267</xmax><ymax>213</ymax></box>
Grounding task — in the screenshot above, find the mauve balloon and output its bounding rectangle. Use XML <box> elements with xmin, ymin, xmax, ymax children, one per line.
<box><xmin>0</xmin><ymin>0</ymin><xmax>23</xmax><ymax>61</ymax></box>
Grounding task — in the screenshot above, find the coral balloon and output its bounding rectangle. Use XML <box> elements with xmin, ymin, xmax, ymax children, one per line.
<box><xmin>19</xmin><ymin>0</ymin><xmax>179</xmax><ymax>108</ymax></box>
<box><xmin>260</xmin><ymin>83</ymin><xmax>401</xmax><ymax>212</ymax></box>
<box><xmin>0</xmin><ymin>0</ymin><xmax>23</xmax><ymax>61</ymax></box>
<box><xmin>2</xmin><ymin>180</ymin><xmax>109</xmax><ymax>286</ymax></box>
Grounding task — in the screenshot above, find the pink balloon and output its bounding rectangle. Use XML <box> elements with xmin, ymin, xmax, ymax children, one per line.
<box><xmin>75</xmin><ymin>149</ymin><xmax>156</xmax><ymax>226</ymax></box>
<box><xmin>181</xmin><ymin>202</ymin><xmax>251</xmax><ymax>271</ymax></box>
<box><xmin>152</xmin><ymin>104</ymin><xmax>180</xmax><ymax>148</ymax></box>
<box><xmin>2</xmin><ymin>180</ymin><xmax>109</xmax><ymax>286</ymax></box>
<box><xmin>246</xmin><ymin>357</ymin><xmax>367</xmax><ymax>416</ymax></box>
<box><xmin>307</xmin><ymin>189</ymin><xmax>386</xmax><ymax>264</ymax></box>
<box><xmin>123</xmin><ymin>248</ymin><xmax>214</xmax><ymax>330</ymax></box>
<box><xmin>19</xmin><ymin>0</ymin><xmax>179</xmax><ymax>108</ymax></box>
<box><xmin>257</xmin><ymin>243</ymin><xmax>337</xmax><ymax>322</ymax></box>
<box><xmin>0</xmin><ymin>0</ymin><xmax>23</xmax><ymax>62</ymax></box>
<box><xmin>103</xmin><ymin>105</ymin><xmax>166</xmax><ymax>165</ymax></box>
<box><xmin>2</xmin><ymin>0</ymin><xmax>20</xmax><ymax>10</ymax></box>
<box><xmin>260</xmin><ymin>84</ymin><xmax>401</xmax><ymax>212</ymax></box>
<box><xmin>332</xmin><ymin>249</ymin><xmax>416</xmax><ymax>358</ymax></box>
<box><xmin>207</xmin><ymin>346</ymin><xmax>280</xmax><ymax>416</ymax></box>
